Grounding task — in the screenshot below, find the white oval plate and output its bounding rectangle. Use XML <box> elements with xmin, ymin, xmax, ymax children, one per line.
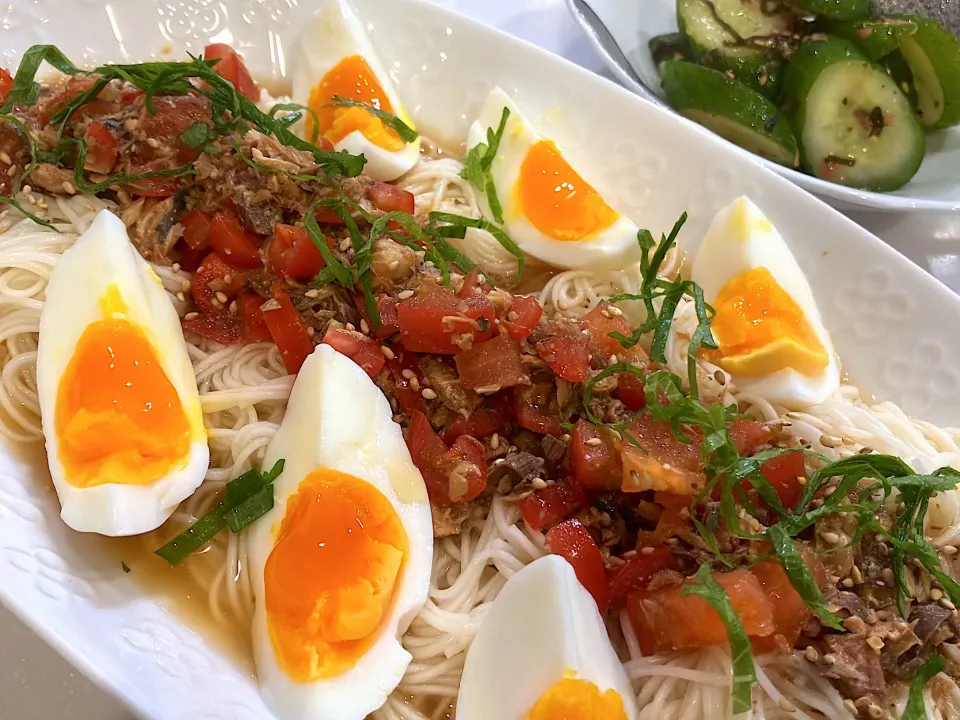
<box><xmin>567</xmin><ymin>0</ymin><xmax>960</xmax><ymax>213</ymax></box>
<box><xmin>5</xmin><ymin>0</ymin><xmax>960</xmax><ymax>718</ymax></box>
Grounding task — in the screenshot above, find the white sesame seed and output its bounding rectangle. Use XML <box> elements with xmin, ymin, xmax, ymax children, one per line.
<box><xmin>931</xmin><ymin>588</ymin><xmax>944</xmax><ymax>601</ymax></box>
<box><xmin>21</xmin><ymin>184</ymin><xmax>31</xmax><ymax>194</ymax></box>
<box><xmin>803</xmin><ymin>646</ymin><xmax>819</xmax><ymax>662</ymax></box>
<box><xmin>607</xmin><ymin>305</ymin><xmax>623</xmax><ymax>316</ymax></box>
<box><xmin>421</xmin><ymin>388</ymin><xmax>437</xmax><ymax>400</ymax></box>
<box><xmin>560</xmin><ymin>434</ymin><xmax>571</xmax><ymax>443</ymax></box>
<box><xmin>304</xmin><ymin>288</ymin><xmax>320</xmax><ymax>299</ymax></box>
<box><xmin>531</xmin><ymin>478</ymin><xmax>548</xmax><ymax>490</ymax></box>
<box><xmin>410</xmin><ymin>377</ymin><xmax>420</xmax><ymax>392</ymax></box>
<box><xmin>381</xmin><ymin>345</ymin><xmax>395</xmax><ymax>360</ymax></box>
<box><xmin>171</xmin><ymin>262</ymin><xmax>181</xmax><ymax>273</ymax></box>
<box><xmin>184</xmin><ymin>312</ymin><xmax>199</xmax><ymax>321</ymax></box>
<box><xmin>211</xmin><ymin>298</ymin><xmax>223</xmax><ymax>310</ymax></box>
<box><xmin>557</xmin><ymin>301</ymin><xmax>568</xmax><ymax>311</ymax></box>
<box><xmin>124</xmin><ymin>118</ymin><xmax>139</xmax><ymax>132</ymax></box>
<box><xmin>398</xmin><ymin>289</ymin><xmax>415</xmax><ymax>300</ymax></box>
<box><xmin>841</xmin><ymin>577</ymin><xmax>854</xmax><ymax>588</ymax></box>
<box><xmin>640</xmin><ymin>546</ymin><xmax>656</xmax><ymax>556</ymax></box>
<box><xmin>401</xmin><ymin>368</ymin><xmax>415</xmax><ymax>380</ymax></box>
<box><xmin>146</xmin><ymin>137</ymin><xmax>160</xmax><ymax>149</ymax></box>
<box><xmin>941</xmin><ymin>597</ymin><xmax>956</xmax><ymax>610</ymax></box>
<box><xmin>822</xmin><ymin>653</ymin><xmax>836</xmax><ymax>666</ymax></box>
<box><xmin>228</xmin><ymin>300</ymin><xmax>238</xmax><ymax>314</ymax></box>
<box><xmin>490</xmin><ymin>433</ymin><xmax>499</xmax><ymax>450</ymax></box>
<box><xmin>585</xmin><ymin>437</ymin><xmax>602</xmax><ymax>447</ymax></box>
<box><xmin>360</xmin><ymin>319</ymin><xmax>370</xmax><ymax>334</ymax></box>
<box><xmin>215</xmin><ymin>291</ymin><xmax>229</xmax><ymax>304</ymax></box>
<box><xmin>843</xmin><ymin>699</ymin><xmax>859</xmax><ymax>716</ymax></box>
<box><xmin>0</xmin><ymin>152</ymin><xmax>11</xmax><ymax>165</ymax></box>
<box><xmin>181</xmin><ymin>280</ymin><xmax>191</xmax><ymax>292</ymax></box>
<box><xmin>307</xmin><ymin>326</ymin><xmax>315</xmax><ymax>337</ymax></box>
<box><xmin>821</xmin><ymin>531</ymin><xmax>840</xmax><ymax>545</ymax></box>
<box><xmin>175</xmin><ymin>292</ymin><xmax>185</xmax><ymax>302</ymax></box>
<box><xmin>608</xmin><ymin>355</ymin><xmax>618</xmax><ymax>366</ymax></box>
<box><xmin>339</xmin><ymin>238</ymin><xmax>351</xmax><ymax>251</ymax></box>
<box><xmin>345</xmin><ymin>323</ymin><xmax>356</xmax><ymax>332</ymax></box>
<box><xmin>600</xmin><ymin>309</ymin><xmax>612</xmax><ymax>319</ymax></box>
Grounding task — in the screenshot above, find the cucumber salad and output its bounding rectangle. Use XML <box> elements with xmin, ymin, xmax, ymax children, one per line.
<box><xmin>653</xmin><ymin>0</ymin><xmax>960</xmax><ymax>192</ymax></box>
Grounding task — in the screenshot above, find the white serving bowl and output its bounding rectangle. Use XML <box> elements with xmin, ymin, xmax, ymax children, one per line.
<box><xmin>567</xmin><ymin>0</ymin><xmax>960</xmax><ymax>212</ymax></box>
<box><xmin>4</xmin><ymin>0</ymin><xmax>960</xmax><ymax>718</ymax></box>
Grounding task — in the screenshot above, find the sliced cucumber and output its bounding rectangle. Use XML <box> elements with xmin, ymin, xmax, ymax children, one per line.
<box><xmin>660</xmin><ymin>60</ymin><xmax>799</xmax><ymax>166</ymax></box>
<box><xmin>789</xmin><ymin>0</ymin><xmax>869</xmax><ymax>22</ymax></box>
<box><xmin>818</xmin><ymin>17</ymin><xmax>917</xmax><ymax>61</ymax></box>
<box><xmin>650</xmin><ymin>33</ymin><xmax>690</xmax><ymax>71</ymax></box>
<box><xmin>677</xmin><ymin>0</ymin><xmax>791</xmax><ymax>98</ymax></box>
<box><xmin>889</xmin><ymin>15</ymin><xmax>960</xmax><ymax>129</ymax></box>
<box><xmin>783</xmin><ymin>38</ymin><xmax>925</xmax><ymax>191</ymax></box>
<box><xmin>883</xmin><ymin>50</ymin><xmax>918</xmax><ymax>110</ymax></box>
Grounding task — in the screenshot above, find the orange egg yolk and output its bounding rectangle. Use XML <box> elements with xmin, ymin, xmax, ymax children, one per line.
<box><xmin>307</xmin><ymin>54</ymin><xmax>405</xmax><ymax>151</ymax></box>
<box><xmin>515</xmin><ymin>140</ymin><xmax>619</xmax><ymax>242</ymax></box>
<box><xmin>55</xmin><ymin>316</ymin><xmax>191</xmax><ymax>488</ymax></box>
<box><xmin>712</xmin><ymin>266</ymin><xmax>829</xmax><ymax>377</ymax></box>
<box><xmin>264</xmin><ymin>468</ymin><xmax>408</xmax><ymax>683</ymax></box>
<box><xmin>525</xmin><ymin>678</ymin><xmax>626</xmax><ymax>720</ymax></box>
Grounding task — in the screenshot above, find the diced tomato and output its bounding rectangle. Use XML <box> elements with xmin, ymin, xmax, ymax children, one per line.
<box><xmin>322</xmin><ymin>327</ymin><xmax>385</xmax><ymax>378</ymax></box>
<box><xmin>621</xmin><ymin>414</ymin><xmax>704</xmax><ymax>494</ymax></box>
<box><xmin>546</xmin><ymin>519</ymin><xmax>609</xmax><ymax>611</ymax></box>
<box><xmin>513</xmin><ymin>380</ymin><xmax>563</xmax><ymax>437</ymax></box>
<box><xmin>261</xmin><ymin>284</ymin><xmax>315</xmax><ymax>374</ymax></box>
<box><xmin>753</xmin><ymin>451</ymin><xmax>806</xmax><ymax>512</ymax></box>
<box><xmin>440</xmin><ymin>399</ymin><xmax>511</xmax><ymax>444</ymax></box>
<box><xmin>0</xmin><ymin>69</ymin><xmax>12</xmax><ymax>102</ymax></box>
<box><xmin>385</xmin><ymin>348</ymin><xmax>426</xmax><ymax>416</ymax></box>
<box><xmin>608</xmin><ymin>546</ymin><xmax>677</xmax><ymax>608</ymax></box>
<box><xmin>175</xmin><ymin>241</ymin><xmax>207</xmax><ymax>272</ymax></box>
<box><xmin>373</xmin><ymin>295</ymin><xmax>400</xmax><ymax>339</ymax></box>
<box><xmin>126</xmin><ymin>161</ymin><xmax>179</xmax><ymax>198</ymax></box>
<box><xmin>37</xmin><ymin>75</ymin><xmax>100</xmax><ymax>124</ymax></box>
<box><xmin>501</xmin><ymin>294</ymin><xmax>543</xmax><ymax>340</ymax></box>
<box><xmin>454</xmin><ymin>334</ymin><xmax>528</xmax><ymax>393</ymax></box>
<box><xmin>182</xmin><ymin>312</ymin><xmax>242</xmax><ymax>344</ymax></box>
<box><xmin>456</xmin><ymin>267</ymin><xmax>491</xmax><ymax>299</ymax></box>
<box><xmin>406</xmin><ymin>411</ymin><xmax>487</xmax><ymax>504</ymax></box>
<box><xmin>268</xmin><ymin>224</ymin><xmax>329</xmax><ymax>281</ymax></box>
<box><xmin>729</xmin><ymin>419</ymin><xmax>771</xmax><ymax>456</ymax></box>
<box><xmin>581</xmin><ymin>302</ymin><xmax>631</xmax><ymax>364</ymax></box>
<box><xmin>517</xmin><ymin>477</ymin><xmax>587</xmax><ymax>532</ymax></box>
<box><xmin>398</xmin><ymin>283</ymin><xmax>496</xmax><ymax>354</ymax></box>
<box><xmin>180</xmin><ymin>209</ymin><xmax>212</xmax><ymax>251</ymax></box>
<box><xmin>749</xmin><ymin>560</ymin><xmax>811</xmax><ymax>652</ymax></box>
<box><xmin>192</xmin><ymin>252</ymin><xmax>246</xmax><ymax>311</ymax></box>
<box><xmin>627</xmin><ymin>569</ymin><xmax>775</xmax><ymax>655</ymax></box>
<box><xmin>82</xmin><ymin>121</ymin><xmax>117</xmax><ymax>174</ymax></box>
<box><xmin>313</xmin><ymin>206</ymin><xmax>347</xmax><ymax>225</ymax></box>
<box><xmin>237</xmin><ymin>291</ymin><xmax>271</xmax><ymax>342</ymax></box>
<box><xmin>570</xmin><ymin>420</ymin><xmax>622</xmax><ymax>491</ymax></box>
<box><xmin>139</xmin><ymin>94</ymin><xmax>212</xmax><ymax>162</ymax></box>
<box><xmin>617</xmin><ymin>372</ymin><xmax>647</xmax><ymax>412</ymax></box>
<box><xmin>208</xmin><ymin>211</ymin><xmax>263</xmax><ymax>270</ymax></box>
<box><xmin>369</xmin><ymin>182</ymin><xmax>415</xmax><ymax>215</ymax></box>
<box><xmin>534</xmin><ymin>320</ymin><xmax>590</xmax><ymax>382</ymax></box>
<box><xmin>204</xmin><ymin>43</ymin><xmax>260</xmax><ymax>101</ymax></box>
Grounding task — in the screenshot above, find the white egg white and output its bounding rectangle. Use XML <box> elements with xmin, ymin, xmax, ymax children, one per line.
<box><xmin>457</xmin><ymin>555</ymin><xmax>639</xmax><ymax>720</ymax></box>
<box><xmin>36</xmin><ymin>210</ymin><xmax>208</xmax><ymax>536</ymax></box>
<box><xmin>292</xmin><ymin>0</ymin><xmax>420</xmax><ymax>181</ymax></box>
<box><xmin>691</xmin><ymin>196</ymin><xmax>840</xmax><ymax>408</ymax></box>
<box><xmin>248</xmin><ymin>344</ymin><xmax>432</xmax><ymax>720</ymax></box>
<box><xmin>466</xmin><ymin>87</ymin><xmax>641</xmax><ymax>270</ymax></box>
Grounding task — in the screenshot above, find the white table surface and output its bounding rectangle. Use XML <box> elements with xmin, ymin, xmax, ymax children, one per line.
<box><xmin>5</xmin><ymin>1</ymin><xmax>959</xmax><ymax>718</ymax></box>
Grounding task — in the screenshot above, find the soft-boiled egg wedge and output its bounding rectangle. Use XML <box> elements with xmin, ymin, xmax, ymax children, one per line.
<box><xmin>248</xmin><ymin>344</ymin><xmax>432</xmax><ymax>720</ymax></box>
<box><xmin>36</xmin><ymin>210</ymin><xmax>208</xmax><ymax>536</ymax></box>
<box><xmin>466</xmin><ymin>87</ymin><xmax>642</xmax><ymax>270</ymax></box>
<box><xmin>691</xmin><ymin>196</ymin><xmax>840</xmax><ymax>408</ymax></box>
<box><xmin>458</xmin><ymin>555</ymin><xmax>639</xmax><ymax>720</ymax></box>
<box><xmin>292</xmin><ymin>0</ymin><xmax>420</xmax><ymax>181</ymax></box>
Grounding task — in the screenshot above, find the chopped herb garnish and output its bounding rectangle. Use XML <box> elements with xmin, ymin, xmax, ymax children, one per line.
<box><xmin>269</xmin><ymin>102</ymin><xmax>320</xmax><ymax>145</ymax></box>
<box><xmin>682</xmin><ymin>565</ymin><xmax>756</xmax><ymax>715</ymax></box>
<box><xmin>155</xmin><ymin>459</ymin><xmax>284</xmax><ymax>566</ymax></box>
<box><xmin>902</xmin><ymin>654</ymin><xmax>944</xmax><ymax>720</ymax></box>
<box><xmin>429</xmin><ymin>211</ymin><xmax>524</xmax><ymax>283</ymax></box>
<box><xmin>179</xmin><ymin>121</ymin><xmax>217</xmax><ymax>154</ymax></box>
<box><xmin>329</xmin><ymin>95</ymin><xmax>419</xmax><ymax>143</ymax></box>
<box><xmin>460</xmin><ymin>106</ymin><xmax>509</xmax><ymax>224</ymax></box>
